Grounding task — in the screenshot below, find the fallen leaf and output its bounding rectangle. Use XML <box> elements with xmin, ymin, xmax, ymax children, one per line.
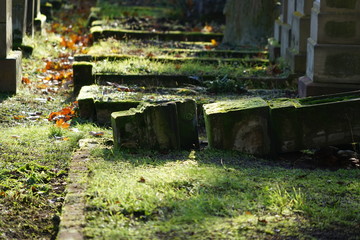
<box><xmin>22</xmin><ymin>77</ymin><xmax>31</xmax><ymax>84</ymax></box>
<box><xmin>89</xmin><ymin>131</ymin><xmax>104</xmax><ymax>137</ymax></box>
<box><xmin>138</xmin><ymin>177</ymin><xmax>146</xmax><ymax>183</ymax></box>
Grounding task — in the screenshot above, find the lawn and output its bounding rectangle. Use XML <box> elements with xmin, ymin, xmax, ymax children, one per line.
<box><xmin>84</xmin><ymin>146</ymin><xmax>360</xmax><ymax>239</ymax></box>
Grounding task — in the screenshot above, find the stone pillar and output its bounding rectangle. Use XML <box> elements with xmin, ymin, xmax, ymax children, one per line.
<box><xmin>286</xmin><ymin>0</ymin><xmax>312</xmax><ymax>73</ymax></box>
<box><xmin>12</xmin><ymin>0</ymin><xmax>28</xmax><ymax>45</ymax></box>
<box><xmin>268</xmin><ymin>0</ymin><xmax>288</xmax><ymax>62</ymax></box>
<box><xmin>34</xmin><ymin>0</ymin><xmax>46</xmax><ymax>34</ymax></box>
<box><xmin>299</xmin><ymin>0</ymin><xmax>360</xmax><ymax>96</ymax></box>
<box><xmin>34</xmin><ymin>0</ymin><xmax>40</xmax><ymax>18</ymax></box>
<box><xmin>0</xmin><ymin>0</ymin><xmax>22</xmax><ymax>93</ymax></box>
<box><xmin>26</xmin><ymin>0</ymin><xmax>35</xmax><ymax>37</ymax></box>
<box><xmin>281</xmin><ymin>0</ymin><xmax>295</xmax><ymax>58</ymax></box>
<box><xmin>0</xmin><ymin>0</ymin><xmax>12</xmax><ymax>58</ymax></box>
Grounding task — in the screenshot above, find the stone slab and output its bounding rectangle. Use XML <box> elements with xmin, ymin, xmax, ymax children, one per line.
<box><xmin>268</xmin><ymin>40</ymin><xmax>281</xmax><ymax>62</ymax></box>
<box><xmin>306</xmin><ymin>39</ymin><xmax>360</xmax><ymax>84</ymax></box>
<box><xmin>298</xmin><ymin>76</ymin><xmax>360</xmax><ymax>97</ymax></box>
<box><xmin>291</xmin><ymin>13</ymin><xmax>310</xmax><ymax>53</ymax></box>
<box><xmin>73</xmin><ymin>62</ymin><xmax>94</xmax><ymax>95</ymax></box>
<box><xmin>280</xmin><ymin>0</ymin><xmax>289</xmax><ymax>23</ymax></box>
<box><xmin>112</xmin><ymin>102</ymin><xmax>181</xmax><ymax>150</ymax></box>
<box><xmin>0</xmin><ymin>51</ymin><xmax>22</xmax><ymax>93</ymax></box>
<box><xmin>0</xmin><ymin>0</ymin><xmax>12</xmax><ymax>58</ymax></box>
<box><xmin>26</xmin><ymin>0</ymin><xmax>35</xmax><ymax>36</ymax></box>
<box><xmin>13</xmin><ymin>0</ymin><xmax>28</xmax><ymax>44</ymax></box>
<box><xmin>281</xmin><ymin>23</ymin><xmax>291</xmax><ymax>57</ymax></box>
<box><xmin>271</xmin><ymin>90</ymin><xmax>360</xmax><ymax>151</ymax></box>
<box><xmin>287</xmin><ymin>0</ymin><xmax>296</xmax><ymax>25</ymax></box>
<box><xmin>296</xmin><ymin>0</ymin><xmax>313</xmax><ymax>15</ymax></box>
<box><xmin>269</xmin><ymin>99</ymin><xmax>301</xmax><ymax>152</ymax></box>
<box><xmin>286</xmin><ymin>49</ymin><xmax>306</xmax><ymax>73</ymax></box>
<box><xmin>300</xmin><ymin>97</ymin><xmax>360</xmax><ymax>148</ymax></box>
<box><xmin>310</xmin><ymin>10</ymin><xmax>360</xmax><ymax>44</ymax></box>
<box><xmin>314</xmin><ymin>0</ymin><xmax>360</xmax><ymax>13</ymax></box>
<box><xmin>274</xmin><ymin>19</ymin><xmax>282</xmax><ymax>42</ymax></box>
<box><xmin>203</xmin><ymin>98</ymin><xmax>271</xmax><ymax>155</ymax></box>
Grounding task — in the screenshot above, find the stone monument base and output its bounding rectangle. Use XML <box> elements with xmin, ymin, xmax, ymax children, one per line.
<box><xmin>298</xmin><ymin>76</ymin><xmax>360</xmax><ymax>97</ymax></box>
<box><xmin>268</xmin><ymin>38</ymin><xmax>280</xmax><ymax>63</ymax></box>
<box><xmin>0</xmin><ymin>51</ymin><xmax>22</xmax><ymax>93</ymax></box>
<box><xmin>287</xmin><ymin>49</ymin><xmax>306</xmax><ymax>73</ymax></box>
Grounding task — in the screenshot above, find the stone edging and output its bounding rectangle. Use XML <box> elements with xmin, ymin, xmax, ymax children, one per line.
<box><xmin>57</xmin><ymin>139</ymin><xmax>98</xmax><ymax>240</ymax></box>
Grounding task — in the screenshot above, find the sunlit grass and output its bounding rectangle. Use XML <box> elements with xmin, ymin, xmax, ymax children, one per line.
<box><xmin>93</xmin><ymin>58</ymin><xmax>271</xmax><ymax>78</ymax></box>
<box><xmin>84</xmin><ymin>147</ymin><xmax>360</xmax><ymax>239</ymax></box>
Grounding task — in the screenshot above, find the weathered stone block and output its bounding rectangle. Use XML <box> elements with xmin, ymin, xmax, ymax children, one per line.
<box><xmin>296</xmin><ymin>0</ymin><xmax>313</xmax><ymax>15</ymax></box>
<box><xmin>306</xmin><ymin>39</ymin><xmax>360</xmax><ymax>83</ymax></box>
<box><xmin>176</xmin><ymin>99</ymin><xmax>199</xmax><ymax>149</ymax></box>
<box><xmin>280</xmin><ymin>24</ymin><xmax>291</xmax><ymax>57</ymax></box>
<box><xmin>26</xmin><ymin>0</ymin><xmax>35</xmax><ymax>36</ymax></box>
<box><xmin>0</xmin><ymin>51</ymin><xmax>22</xmax><ymax>93</ymax></box>
<box><xmin>34</xmin><ymin>13</ymin><xmax>46</xmax><ymax>33</ymax></box>
<box><xmin>73</xmin><ymin>62</ymin><xmax>94</xmax><ymax>95</ymax></box>
<box><xmin>291</xmin><ymin>13</ymin><xmax>310</xmax><ymax>53</ymax></box>
<box><xmin>203</xmin><ymin>98</ymin><xmax>271</xmax><ymax>155</ymax></box>
<box><xmin>274</xmin><ymin>19</ymin><xmax>282</xmax><ymax>42</ymax></box>
<box><xmin>298</xmin><ymin>76</ymin><xmax>360</xmax><ymax>97</ymax></box>
<box><xmin>299</xmin><ymin>96</ymin><xmax>360</xmax><ymax>148</ymax></box>
<box><xmin>286</xmin><ymin>49</ymin><xmax>307</xmax><ymax>73</ymax></box>
<box><xmin>12</xmin><ymin>0</ymin><xmax>28</xmax><ymax>44</ymax></box>
<box><xmin>316</xmin><ymin>0</ymin><xmax>360</xmax><ymax>12</ymax></box>
<box><xmin>77</xmin><ymin>85</ymin><xmax>140</xmax><ymax>124</ymax></box>
<box><xmin>269</xmin><ymin>99</ymin><xmax>302</xmax><ymax>153</ymax></box>
<box><xmin>112</xmin><ymin>102</ymin><xmax>181</xmax><ymax>150</ymax></box>
<box><xmin>0</xmin><ymin>0</ymin><xmax>12</xmax><ymax>58</ymax></box>
<box><xmin>310</xmin><ymin>9</ymin><xmax>360</xmax><ymax>44</ymax></box>
<box><xmin>280</xmin><ymin>0</ymin><xmax>289</xmax><ymax>23</ymax></box>
<box><xmin>268</xmin><ymin>38</ymin><xmax>281</xmax><ymax>62</ymax></box>
<box><xmin>286</xmin><ymin>0</ymin><xmax>296</xmax><ymax>25</ymax></box>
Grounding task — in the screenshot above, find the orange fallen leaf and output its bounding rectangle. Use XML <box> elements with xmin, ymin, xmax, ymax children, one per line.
<box><xmin>89</xmin><ymin>131</ymin><xmax>104</xmax><ymax>137</ymax></box>
<box><xmin>138</xmin><ymin>177</ymin><xmax>146</xmax><ymax>183</ymax></box>
<box><xmin>22</xmin><ymin>77</ymin><xmax>31</xmax><ymax>84</ymax></box>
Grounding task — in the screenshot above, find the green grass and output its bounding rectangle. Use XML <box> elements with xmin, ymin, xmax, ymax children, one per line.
<box><xmin>0</xmin><ymin>116</ymin><xmax>111</xmax><ymax>239</ymax></box>
<box><xmin>97</xmin><ymin>3</ymin><xmax>180</xmax><ymax>19</ymax></box>
<box><xmin>93</xmin><ymin>58</ymin><xmax>274</xmax><ymax>78</ymax></box>
<box><xmin>84</xmin><ymin>147</ymin><xmax>360</xmax><ymax>239</ymax></box>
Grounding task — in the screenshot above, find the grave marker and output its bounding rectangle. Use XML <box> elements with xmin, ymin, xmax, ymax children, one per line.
<box><xmin>26</xmin><ymin>0</ymin><xmax>35</xmax><ymax>36</ymax></box>
<box><xmin>286</xmin><ymin>0</ymin><xmax>312</xmax><ymax>72</ymax></box>
<box><xmin>12</xmin><ymin>0</ymin><xmax>28</xmax><ymax>44</ymax></box>
<box><xmin>299</xmin><ymin>0</ymin><xmax>360</xmax><ymax>96</ymax></box>
<box><xmin>0</xmin><ymin>0</ymin><xmax>22</xmax><ymax>93</ymax></box>
<box><xmin>0</xmin><ymin>0</ymin><xmax>12</xmax><ymax>58</ymax></box>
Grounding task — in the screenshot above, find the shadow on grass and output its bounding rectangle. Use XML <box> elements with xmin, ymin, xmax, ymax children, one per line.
<box><xmin>86</xmin><ymin>147</ymin><xmax>359</xmax><ymax>239</ymax></box>
<box><xmin>0</xmin><ymin>93</ymin><xmax>13</xmax><ymax>103</ymax></box>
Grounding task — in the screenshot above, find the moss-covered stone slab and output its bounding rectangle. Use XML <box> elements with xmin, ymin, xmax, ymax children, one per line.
<box><xmin>89</xmin><ymin>54</ymin><xmax>268</xmax><ymax>66</ymax></box>
<box><xmin>270</xmin><ymin>91</ymin><xmax>360</xmax><ymax>153</ymax></box>
<box><xmin>204</xmin><ymin>91</ymin><xmax>360</xmax><ymax>155</ymax></box>
<box><xmin>112</xmin><ymin>100</ymin><xmax>199</xmax><ymax>150</ymax></box>
<box><xmin>269</xmin><ymin>99</ymin><xmax>302</xmax><ymax>153</ymax></box>
<box><xmin>203</xmin><ymin>98</ymin><xmax>271</xmax><ymax>155</ymax></box>
<box><xmin>91</xmin><ymin>27</ymin><xmax>223</xmax><ymax>42</ymax></box>
<box><xmin>73</xmin><ymin>62</ymin><xmax>94</xmax><ymax>95</ymax></box>
<box><xmin>77</xmin><ymin>85</ymin><xmax>140</xmax><ymax>125</ymax></box>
